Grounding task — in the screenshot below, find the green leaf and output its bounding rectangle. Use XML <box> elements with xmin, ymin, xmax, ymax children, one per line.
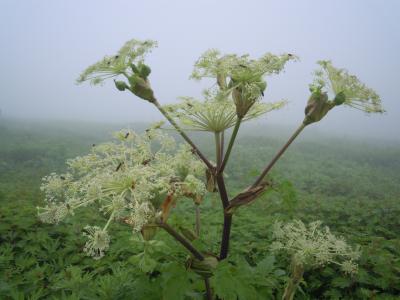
<box><xmin>211</xmin><ymin>260</ymin><xmax>260</xmax><ymax>300</ymax></box>
<box><xmin>331</xmin><ymin>276</ymin><xmax>352</xmax><ymax>288</ymax></box>
<box><xmin>128</xmin><ymin>252</ymin><xmax>157</xmax><ymax>273</ymax></box>
<box><xmin>161</xmin><ymin>262</ymin><xmax>192</xmax><ymax>300</ymax></box>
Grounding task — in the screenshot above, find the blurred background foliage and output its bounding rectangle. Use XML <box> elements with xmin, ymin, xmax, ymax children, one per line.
<box><xmin>0</xmin><ymin>119</ymin><xmax>399</xmax><ymax>299</ymax></box>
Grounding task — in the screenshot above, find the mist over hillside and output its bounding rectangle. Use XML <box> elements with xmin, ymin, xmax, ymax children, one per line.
<box><xmin>1</xmin><ymin>117</ymin><xmax>398</xmax><ymax>148</ymax></box>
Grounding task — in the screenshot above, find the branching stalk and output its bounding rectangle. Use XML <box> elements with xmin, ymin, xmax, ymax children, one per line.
<box><xmin>219</xmin><ymin>212</ymin><xmax>232</xmax><ymax>260</ymax></box>
<box><xmin>251</xmin><ymin>123</ymin><xmax>306</xmax><ymax>188</ymax></box>
<box><xmin>216</xmin><ymin>174</ymin><xmax>232</xmax><ymax>259</ymax></box>
<box><xmin>157</xmin><ymin>221</ymin><xmax>204</xmax><ymax>260</ymax></box>
<box><xmin>219</xmin><ymin>118</ymin><xmax>242</xmax><ymax>173</ymax></box>
<box><xmin>153</xmin><ymin>98</ymin><xmax>214</xmax><ymax>171</ymax></box>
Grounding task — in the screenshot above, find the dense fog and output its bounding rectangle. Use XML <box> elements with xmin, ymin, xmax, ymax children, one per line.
<box><xmin>0</xmin><ymin>0</ymin><xmax>399</xmax><ymax>141</ymax></box>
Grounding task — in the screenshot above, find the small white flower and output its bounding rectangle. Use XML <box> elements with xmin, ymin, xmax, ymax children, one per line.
<box><xmin>83</xmin><ymin>226</ymin><xmax>110</xmax><ymax>259</ymax></box>
<box><xmin>37</xmin><ymin>203</ymin><xmax>69</xmax><ymax>224</ymax></box>
<box><xmin>341</xmin><ymin>260</ymin><xmax>358</xmax><ymax>275</ymax></box>
<box><xmin>127</xmin><ymin>201</ymin><xmax>155</xmax><ymax>232</ymax></box>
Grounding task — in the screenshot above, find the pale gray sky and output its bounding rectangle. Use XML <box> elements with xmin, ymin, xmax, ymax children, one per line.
<box><xmin>0</xmin><ymin>0</ymin><xmax>399</xmax><ymax>139</ymax></box>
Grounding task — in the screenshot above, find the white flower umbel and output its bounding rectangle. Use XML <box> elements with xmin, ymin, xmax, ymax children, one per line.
<box><xmin>83</xmin><ymin>226</ymin><xmax>111</xmax><ymax>260</ymax></box>
<box><xmin>190</xmin><ymin>49</ymin><xmax>297</xmax><ymax>118</ymax></box>
<box><xmin>37</xmin><ymin>202</ymin><xmax>69</xmax><ymax>224</ymax></box>
<box><xmin>77</xmin><ymin>39</ymin><xmax>158</xmax><ymax>102</ymax></box>
<box><xmin>310</xmin><ymin>60</ymin><xmax>384</xmax><ymax>113</ymax></box>
<box><xmin>76</xmin><ymin>39</ymin><xmax>157</xmax><ymax>86</ymax></box>
<box><xmin>127</xmin><ymin>201</ymin><xmax>155</xmax><ymax>233</ymax></box>
<box><xmin>271</xmin><ymin>220</ymin><xmax>361</xmax><ymax>300</ymax></box>
<box><xmin>271</xmin><ymin>220</ymin><xmax>361</xmax><ymax>274</ymax></box>
<box><xmin>164</xmin><ymin>90</ymin><xmax>286</xmax><ymax>133</ymax></box>
<box><xmin>303</xmin><ymin>61</ymin><xmax>384</xmax><ymax>125</ymax></box>
<box><xmin>38</xmin><ymin>127</ymin><xmax>206</xmax><ymax>259</ymax></box>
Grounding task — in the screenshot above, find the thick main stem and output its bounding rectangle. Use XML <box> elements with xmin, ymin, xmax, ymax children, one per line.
<box><xmin>251</xmin><ymin>123</ymin><xmax>306</xmax><ymax>188</ymax></box>
<box><xmin>214</xmin><ymin>130</ymin><xmax>232</xmax><ymax>260</ymax></box>
<box><xmin>157</xmin><ymin>222</ymin><xmax>204</xmax><ymax>261</ymax></box>
<box><xmin>217</xmin><ymin>174</ymin><xmax>232</xmax><ymax>259</ymax></box>
<box><xmin>153</xmin><ymin>99</ymin><xmax>214</xmax><ymax>170</ymax></box>
<box><xmin>219</xmin><ymin>118</ymin><xmax>242</xmax><ymax>173</ymax></box>
<box><xmin>204</xmin><ymin>278</ymin><xmax>212</xmax><ymax>300</ymax></box>
<box><xmin>219</xmin><ymin>214</ymin><xmax>232</xmax><ymax>260</ymax></box>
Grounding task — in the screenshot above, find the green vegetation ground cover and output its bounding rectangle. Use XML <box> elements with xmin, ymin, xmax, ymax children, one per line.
<box><xmin>0</xmin><ymin>119</ymin><xmax>399</xmax><ymax>299</ymax></box>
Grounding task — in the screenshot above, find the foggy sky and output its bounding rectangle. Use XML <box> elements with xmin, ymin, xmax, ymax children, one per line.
<box><xmin>0</xmin><ymin>0</ymin><xmax>399</xmax><ymax>140</ymax></box>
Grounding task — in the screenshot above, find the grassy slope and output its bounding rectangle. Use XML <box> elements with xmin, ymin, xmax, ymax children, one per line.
<box><xmin>0</xmin><ymin>119</ymin><xmax>399</xmax><ymax>299</ymax></box>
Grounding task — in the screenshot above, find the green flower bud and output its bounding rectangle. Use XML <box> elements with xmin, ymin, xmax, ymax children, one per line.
<box><xmin>334</xmin><ymin>91</ymin><xmax>346</xmax><ymax>106</ymax></box>
<box><xmin>114</xmin><ymin>80</ymin><xmax>129</xmax><ymax>91</ymax></box>
<box><xmin>138</xmin><ymin>63</ymin><xmax>151</xmax><ymax>79</ymax></box>
<box><xmin>303</xmin><ymin>92</ymin><xmax>335</xmax><ymax>125</ymax></box>
<box><xmin>230</xmin><ymin>79</ymin><xmax>265</xmax><ymax>118</ymax></box>
<box><xmin>128</xmin><ymin>75</ymin><xmax>156</xmax><ymax>102</ymax></box>
<box><xmin>130</xmin><ymin>63</ymin><xmax>140</xmax><ymax>74</ymax></box>
<box><xmin>232</xmin><ymin>87</ymin><xmax>248</xmax><ymax>118</ymax></box>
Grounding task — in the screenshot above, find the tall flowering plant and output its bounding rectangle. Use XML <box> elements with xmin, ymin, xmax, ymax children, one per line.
<box><xmin>38</xmin><ymin>39</ymin><xmax>384</xmax><ymax>299</ymax></box>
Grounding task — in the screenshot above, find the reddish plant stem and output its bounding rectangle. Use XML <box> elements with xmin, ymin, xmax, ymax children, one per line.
<box><xmin>216</xmin><ymin>174</ymin><xmax>232</xmax><ymax>260</ymax></box>
<box><xmin>251</xmin><ymin>123</ymin><xmax>305</xmax><ymax>188</ymax></box>
<box><xmin>157</xmin><ymin>221</ymin><xmax>204</xmax><ymax>261</ymax></box>
<box><xmin>204</xmin><ymin>277</ymin><xmax>213</xmax><ymax>300</ymax></box>
<box><xmin>153</xmin><ymin>98</ymin><xmax>214</xmax><ymax>171</ymax></box>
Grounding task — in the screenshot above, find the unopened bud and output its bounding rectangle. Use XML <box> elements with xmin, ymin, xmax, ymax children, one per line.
<box><xmin>334</xmin><ymin>91</ymin><xmax>346</xmax><ymax>106</ymax></box>
<box><xmin>128</xmin><ymin>75</ymin><xmax>156</xmax><ymax>102</ymax></box>
<box><xmin>114</xmin><ymin>80</ymin><xmax>129</xmax><ymax>91</ymax></box>
<box><xmin>303</xmin><ymin>92</ymin><xmax>335</xmax><ymax>125</ymax></box>
<box><xmin>130</xmin><ymin>63</ymin><xmax>140</xmax><ymax>74</ymax></box>
<box><xmin>138</xmin><ymin>63</ymin><xmax>151</xmax><ymax>79</ymax></box>
<box><xmin>230</xmin><ymin>79</ymin><xmax>266</xmax><ymax>118</ymax></box>
<box><xmin>232</xmin><ymin>87</ymin><xmax>250</xmax><ymax>118</ymax></box>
